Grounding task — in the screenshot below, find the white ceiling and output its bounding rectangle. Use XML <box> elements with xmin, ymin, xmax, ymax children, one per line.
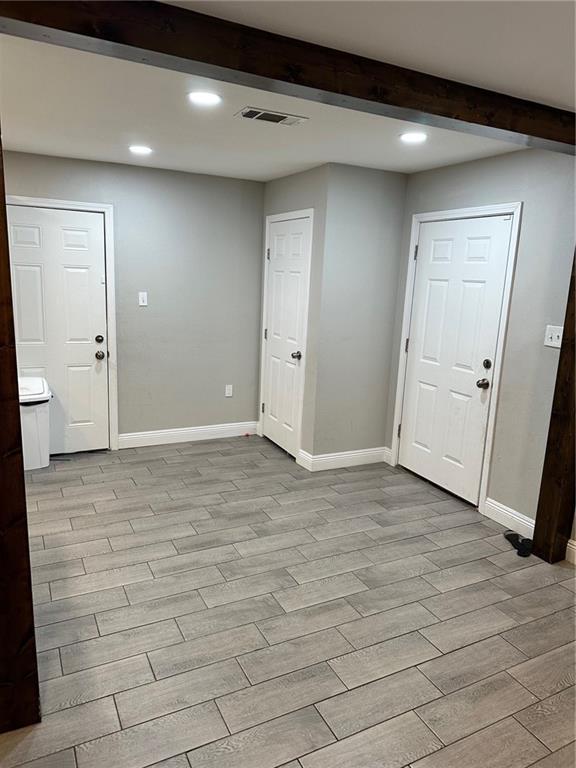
<box><xmin>0</xmin><ymin>34</ymin><xmax>523</xmax><ymax>182</ymax></box>
<box><xmin>170</xmin><ymin>1</ymin><xmax>575</xmax><ymax>111</ymax></box>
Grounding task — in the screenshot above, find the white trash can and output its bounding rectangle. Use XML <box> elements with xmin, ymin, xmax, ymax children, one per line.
<box><xmin>19</xmin><ymin>377</ymin><xmax>52</xmax><ymax>470</ymax></box>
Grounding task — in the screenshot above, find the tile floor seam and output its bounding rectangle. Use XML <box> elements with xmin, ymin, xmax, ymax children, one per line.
<box><xmin>510</xmin><ymin>707</ymin><xmax>562</xmax><ymax>755</ymax></box>
<box><xmin>409</xmin><ymin>706</ymin><xmax>447</xmax><ymax>748</ymax></box>
<box><xmin>414</xmin><ymin>627</ymin><xmax>445</xmax><ymax>655</ymax></box>
<box><xmin>506</xmin><ymin>666</ymin><xmax>565</xmax><ymax>703</ymax></box>
<box><xmin>212</xmin><ymin>695</ymin><xmax>233</xmax><ymax>737</ymax></box>
<box><xmin>311</xmin><ymin>701</ymin><xmax>340</xmax><ymax>742</ymax></box>
<box><xmin>415</xmin><ymin>709</ymin><xmax>554</xmax><ymax>762</ymax></box>
<box><xmin>495</xmin><ymin>579</ymin><xmax>575</xmax><ymax>604</ymax></box>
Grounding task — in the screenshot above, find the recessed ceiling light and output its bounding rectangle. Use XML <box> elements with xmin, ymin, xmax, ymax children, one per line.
<box><xmin>129</xmin><ymin>145</ymin><xmax>153</xmax><ymax>155</ymax></box>
<box><xmin>188</xmin><ymin>91</ymin><xmax>222</xmax><ymax>107</ymax></box>
<box><xmin>400</xmin><ymin>131</ymin><xmax>428</xmax><ymax>145</ymax></box>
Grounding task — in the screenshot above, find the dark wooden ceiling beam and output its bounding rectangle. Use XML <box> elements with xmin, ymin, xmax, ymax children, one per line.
<box><xmin>0</xmin><ymin>0</ymin><xmax>573</xmax><ymax>152</ymax></box>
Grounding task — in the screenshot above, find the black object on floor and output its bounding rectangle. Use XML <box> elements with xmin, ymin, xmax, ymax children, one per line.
<box><xmin>504</xmin><ymin>530</ymin><xmax>533</xmax><ymax>557</ymax></box>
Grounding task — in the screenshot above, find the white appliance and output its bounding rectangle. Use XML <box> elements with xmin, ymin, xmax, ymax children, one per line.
<box><xmin>18</xmin><ymin>377</ymin><xmax>52</xmax><ymax>470</ymax></box>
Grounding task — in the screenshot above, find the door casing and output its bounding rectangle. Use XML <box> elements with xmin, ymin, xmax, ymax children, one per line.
<box><xmin>391</xmin><ymin>202</ymin><xmax>522</xmax><ymax>511</ymax></box>
<box><xmin>7</xmin><ymin>195</ymin><xmax>119</xmax><ymax>451</ymax></box>
<box><xmin>258</xmin><ymin>209</ymin><xmax>314</xmax><ymax>457</ymax></box>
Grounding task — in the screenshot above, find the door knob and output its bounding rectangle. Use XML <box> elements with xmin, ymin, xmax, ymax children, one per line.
<box><xmin>95</xmin><ymin>350</ymin><xmax>105</xmax><ymax>361</ymax></box>
<box><xmin>291</xmin><ymin>351</ymin><xmax>302</xmax><ymax>360</ymax></box>
<box><xmin>476</xmin><ymin>378</ymin><xmax>490</xmax><ymax>389</ymax></box>
<box><xmin>95</xmin><ymin>334</ymin><xmax>104</xmax><ymax>343</ymax></box>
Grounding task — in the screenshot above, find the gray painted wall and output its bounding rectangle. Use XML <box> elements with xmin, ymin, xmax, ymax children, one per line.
<box><xmin>314</xmin><ymin>164</ymin><xmax>406</xmax><ymax>453</ymax></box>
<box><xmin>4</xmin><ymin>152</ymin><xmax>264</xmax><ymax>434</ymax></box>
<box><xmin>392</xmin><ymin>150</ymin><xmax>575</xmax><ymax>520</ymax></box>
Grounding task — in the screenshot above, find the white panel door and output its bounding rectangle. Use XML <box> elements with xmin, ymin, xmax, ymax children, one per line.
<box><xmin>399</xmin><ymin>215</ymin><xmax>513</xmax><ymax>503</ymax></box>
<box><xmin>262</xmin><ymin>215</ymin><xmax>312</xmax><ymax>457</ymax></box>
<box><xmin>8</xmin><ymin>205</ymin><xmax>109</xmax><ymax>454</ymax></box>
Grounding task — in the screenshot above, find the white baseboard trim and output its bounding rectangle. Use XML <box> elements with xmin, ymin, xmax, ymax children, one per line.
<box><xmin>296</xmin><ymin>446</ymin><xmax>393</xmax><ymax>472</ymax></box>
<box><xmin>481</xmin><ymin>497</ymin><xmax>535</xmax><ymax>539</ymax></box>
<box><xmin>118</xmin><ymin>421</ymin><xmax>258</xmax><ymax>449</ymax></box>
<box><xmin>482</xmin><ymin>498</ymin><xmax>576</xmax><ymax>563</ymax></box>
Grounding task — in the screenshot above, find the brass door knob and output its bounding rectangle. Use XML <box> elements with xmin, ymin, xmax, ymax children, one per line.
<box><xmin>95</xmin><ymin>350</ymin><xmax>105</xmax><ymax>361</ymax></box>
<box><xmin>476</xmin><ymin>378</ymin><xmax>490</xmax><ymax>389</ymax></box>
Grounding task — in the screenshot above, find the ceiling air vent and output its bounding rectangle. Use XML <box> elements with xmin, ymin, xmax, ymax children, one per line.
<box><xmin>236</xmin><ymin>107</ymin><xmax>309</xmax><ymax>126</ymax></box>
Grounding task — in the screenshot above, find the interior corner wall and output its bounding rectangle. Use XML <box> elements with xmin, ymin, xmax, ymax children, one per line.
<box><xmin>4</xmin><ymin>151</ymin><xmax>265</xmax><ymax>435</ymax></box>
<box><xmin>313</xmin><ymin>164</ymin><xmax>406</xmax><ymax>454</ymax></box>
<box><xmin>394</xmin><ymin>149</ymin><xmax>575</xmax><ymax>521</ymax></box>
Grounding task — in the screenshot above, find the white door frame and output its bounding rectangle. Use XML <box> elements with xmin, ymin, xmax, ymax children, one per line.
<box><xmin>6</xmin><ymin>195</ymin><xmax>119</xmax><ymax>451</ymax></box>
<box><xmin>391</xmin><ymin>202</ymin><xmax>522</xmax><ymax>510</ymax></box>
<box><xmin>257</xmin><ymin>209</ymin><xmax>314</xmax><ymax>457</ymax></box>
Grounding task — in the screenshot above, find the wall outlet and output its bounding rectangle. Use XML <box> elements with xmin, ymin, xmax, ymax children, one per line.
<box><xmin>138</xmin><ymin>291</ymin><xmax>148</xmax><ymax>307</ymax></box>
<box><xmin>544</xmin><ymin>325</ymin><xmax>563</xmax><ymax>348</ymax></box>
<box><xmin>225</xmin><ymin>384</ymin><xmax>233</xmax><ymax>397</ymax></box>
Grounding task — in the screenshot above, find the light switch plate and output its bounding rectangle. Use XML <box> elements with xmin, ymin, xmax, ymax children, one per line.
<box><xmin>225</xmin><ymin>384</ymin><xmax>233</xmax><ymax>397</ymax></box>
<box><xmin>544</xmin><ymin>325</ymin><xmax>563</xmax><ymax>348</ymax></box>
<box><xmin>138</xmin><ymin>291</ymin><xmax>148</xmax><ymax>307</ymax></box>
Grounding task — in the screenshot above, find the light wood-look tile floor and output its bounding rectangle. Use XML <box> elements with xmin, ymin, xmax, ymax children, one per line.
<box><xmin>2</xmin><ymin>435</ymin><xmax>575</xmax><ymax>768</ymax></box>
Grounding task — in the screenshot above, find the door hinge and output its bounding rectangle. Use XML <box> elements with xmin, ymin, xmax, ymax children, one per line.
<box><xmin>404</xmin><ymin>338</ymin><xmax>409</xmax><ymax>353</ymax></box>
<box><xmin>261</xmin><ymin>403</ymin><xmax>265</xmax><ymax>414</ymax></box>
<box><xmin>264</xmin><ymin>328</ymin><xmax>268</xmax><ymax>340</ymax></box>
<box><xmin>266</xmin><ymin>248</ymin><xmax>271</xmax><ymax>260</ymax></box>
<box><xmin>414</xmin><ymin>244</ymin><xmax>419</xmax><ymax>260</ymax></box>
<box><xmin>397</xmin><ymin>423</ymin><xmax>402</xmax><ymax>438</ymax></box>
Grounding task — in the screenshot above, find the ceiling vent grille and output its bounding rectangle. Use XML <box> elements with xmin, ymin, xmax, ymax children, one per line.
<box><xmin>236</xmin><ymin>107</ymin><xmax>308</xmax><ymax>126</ymax></box>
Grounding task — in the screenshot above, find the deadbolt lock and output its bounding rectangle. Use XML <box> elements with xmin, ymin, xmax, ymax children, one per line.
<box><xmin>483</xmin><ymin>359</ymin><xmax>492</xmax><ymax>370</ymax></box>
<box><xmin>95</xmin><ymin>334</ymin><xmax>104</xmax><ymax>343</ymax></box>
